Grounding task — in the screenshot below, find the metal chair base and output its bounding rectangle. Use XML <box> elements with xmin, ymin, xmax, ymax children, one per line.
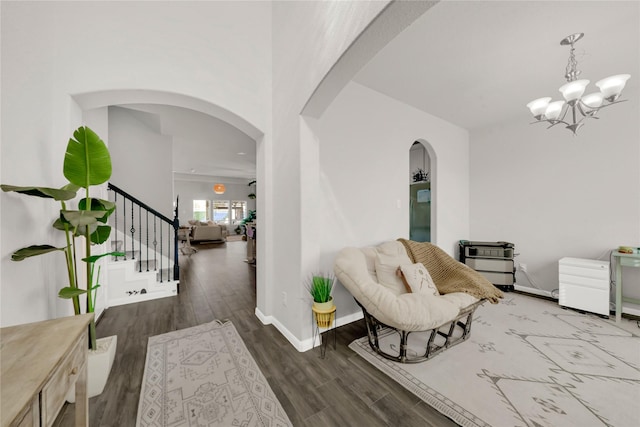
<box><xmin>357</xmin><ymin>299</ymin><xmax>484</xmax><ymax>363</ymax></box>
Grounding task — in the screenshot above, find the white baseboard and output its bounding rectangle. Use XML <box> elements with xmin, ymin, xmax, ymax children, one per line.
<box><xmin>254</xmin><ymin>308</ymin><xmax>309</xmax><ymax>352</ymax></box>
<box><xmin>254</xmin><ymin>307</ymin><xmax>363</xmax><ymax>352</ymax></box>
<box><xmin>514</xmin><ymin>285</ymin><xmax>555</xmax><ymax>299</ymax></box>
<box><xmin>621</xmin><ymin>305</ymin><xmax>640</xmax><ymax>317</ymax></box>
<box><xmin>337</xmin><ymin>311</ymin><xmax>364</xmax><ymax>328</ymax></box>
<box><xmin>515</xmin><ymin>285</ymin><xmax>640</xmax><ymax>318</ymax></box>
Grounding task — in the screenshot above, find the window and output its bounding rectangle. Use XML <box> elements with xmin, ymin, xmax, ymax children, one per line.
<box><xmin>231</xmin><ymin>201</ymin><xmax>247</xmax><ymax>224</ymax></box>
<box><xmin>193</xmin><ymin>200</ymin><xmax>209</xmax><ymax>221</ymax></box>
<box><xmin>193</xmin><ymin>199</ymin><xmax>248</xmax><ymax>224</ymax></box>
<box><xmin>213</xmin><ymin>200</ymin><xmax>230</xmax><ymax>224</ymax></box>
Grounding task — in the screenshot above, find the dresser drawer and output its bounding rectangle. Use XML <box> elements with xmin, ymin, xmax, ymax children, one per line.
<box><xmin>41</xmin><ymin>333</ymin><xmax>87</xmax><ymax>426</ymax></box>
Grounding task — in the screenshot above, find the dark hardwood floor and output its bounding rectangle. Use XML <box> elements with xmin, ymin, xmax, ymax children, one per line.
<box><xmin>55</xmin><ymin>241</ymin><xmax>457</xmax><ymax>426</ymax></box>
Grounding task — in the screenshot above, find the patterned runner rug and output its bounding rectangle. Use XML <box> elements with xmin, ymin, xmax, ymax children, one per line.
<box><xmin>350</xmin><ymin>293</ymin><xmax>640</xmax><ymax>427</ymax></box>
<box><xmin>136</xmin><ymin>320</ymin><xmax>292</xmax><ymax>427</ymax></box>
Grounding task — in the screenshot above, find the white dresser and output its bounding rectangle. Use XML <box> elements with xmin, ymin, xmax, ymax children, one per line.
<box><xmin>559</xmin><ymin>257</ymin><xmax>610</xmax><ymax>316</ymax></box>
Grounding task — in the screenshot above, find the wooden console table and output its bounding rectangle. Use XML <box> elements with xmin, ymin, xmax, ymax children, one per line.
<box><xmin>1</xmin><ymin>313</ymin><xmax>93</xmax><ymax>426</ymax></box>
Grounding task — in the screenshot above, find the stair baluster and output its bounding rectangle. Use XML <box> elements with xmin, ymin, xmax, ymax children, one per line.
<box><xmin>107</xmin><ymin>183</ymin><xmax>179</xmax><ymax>285</ymax></box>
<box><xmin>130</xmin><ymin>200</ymin><xmax>136</xmax><ymax>261</ymax></box>
<box><xmin>123</xmin><ymin>197</ymin><xmax>128</xmax><ymax>260</ymax></box>
<box><xmin>145</xmin><ymin>211</ymin><xmax>149</xmax><ymax>272</ymax></box>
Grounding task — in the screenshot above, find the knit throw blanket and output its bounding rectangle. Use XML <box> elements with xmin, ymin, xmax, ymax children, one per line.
<box><xmin>398</xmin><ymin>239</ymin><xmax>503</xmax><ymax>304</ymax></box>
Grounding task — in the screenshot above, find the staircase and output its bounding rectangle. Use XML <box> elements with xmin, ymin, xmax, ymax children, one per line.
<box><xmin>105</xmin><ymin>183</ymin><xmax>179</xmax><ymax>307</ymax></box>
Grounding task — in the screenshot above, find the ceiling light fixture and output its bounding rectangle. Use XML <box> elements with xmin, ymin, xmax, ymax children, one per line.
<box><xmin>213</xmin><ymin>184</ymin><xmax>225</xmax><ymax>194</ymax></box>
<box><xmin>526</xmin><ymin>33</ymin><xmax>630</xmax><ymax>135</ymax></box>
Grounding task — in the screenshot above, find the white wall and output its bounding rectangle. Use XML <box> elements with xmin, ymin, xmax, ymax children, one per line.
<box><xmin>109</xmin><ymin>107</ymin><xmax>174</xmax><ymax>218</ymax></box>
<box><xmin>269</xmin><ymin>0</ymin><xmax>392</xmax><ymax>344</ymax></box>
<box><xmin>470</xmin><ymin>96</ymin><xmax>640</xmax><ymax>302</ymax></box>
<box><xmin>311</xmin><ymin>81</ymin><xmax>469</xmax><ymax>320</ymax></box>
<box><xmin>1</xmin><ymin>1</ymin><xmax>270</xmax><ymax>327</ymax></box>
<box><xmin>1</xmin><ymin>2</ymin><xmax>61</xmax><ymax>326</ymax></box>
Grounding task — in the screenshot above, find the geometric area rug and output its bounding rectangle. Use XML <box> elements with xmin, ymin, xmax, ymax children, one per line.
<box><xmin>349</xmin><ymin>293</ymin><xmax>640</xmax><ymax>427</ymax></box>
<box><xmin>136</xmin><ymin>320</ymin><xmax>292</xmax><ymax>427</ymax></box>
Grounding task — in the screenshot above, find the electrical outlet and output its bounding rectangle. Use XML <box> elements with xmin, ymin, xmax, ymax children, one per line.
<box><xmin>282</xmin><ymin>292</ymin><xmax>287</xmax><ymax>307</ymax></box>
<box><xmin>520</xmin><ymin>263</ymin><xmax>527</xmax><ymax>273</ymax></box>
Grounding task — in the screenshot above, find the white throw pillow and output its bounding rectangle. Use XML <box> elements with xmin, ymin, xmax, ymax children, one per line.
<box><xmin>400</xmin><ymin>263</ymin><xmax>439</xmax><ymax>296</ymax></box>
<box><xmin>375</xmin><ymin>253</ymin><xmax>407</xmax><ymax>296</ymax></box>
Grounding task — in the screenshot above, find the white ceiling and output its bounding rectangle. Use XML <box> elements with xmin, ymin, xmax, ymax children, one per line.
<box><xmin>117</xmin><ymin>104</ymin><xmax>257</xmax><ymax>181</ymax></box>
<box><xmin>354</xmin><ymin>0</ymin><xmax>639</xmax><ymax>131</ymax></box>
<box><xmin>118</xmin><ymin>1</ymin><xmax>638</xmax><ymax>180</ymax></box>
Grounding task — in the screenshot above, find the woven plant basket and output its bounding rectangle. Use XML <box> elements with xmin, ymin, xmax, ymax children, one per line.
<box><xmin>312</xmin><ymin>299</ymin><xmax>335</xmax><ymax>328</ymax></box>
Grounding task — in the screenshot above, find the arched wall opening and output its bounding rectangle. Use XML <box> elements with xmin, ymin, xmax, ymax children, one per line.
<box><xmin>73</xmin><ymin>89</ymin><xmax>263</xmax><ymax>140</ymax></box>
<box><xmin>409</xmin><ymin>140</ymin><xmax>435</xmax><ymax>243</ymax></box>
<box><xmin>71</xmin><ymin>89</ymin><xmax>267</xmax><ymax>315</ymax></box>
<box><xmin>412</xmin><ymin>139</ymin><xmax>437</xmax><ymax>244</ymax></box>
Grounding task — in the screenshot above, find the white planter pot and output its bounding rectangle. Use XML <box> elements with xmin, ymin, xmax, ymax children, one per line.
<box><xmin>66</xmin><ymin>335</ymin><xmax>117</xmax><ymax>403</ymax></box>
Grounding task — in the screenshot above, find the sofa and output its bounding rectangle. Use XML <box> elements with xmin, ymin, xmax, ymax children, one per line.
<box><xmin>187</xmin><ymin>220</ymin><xmax>228</xmax><ymax>243</ymax></box>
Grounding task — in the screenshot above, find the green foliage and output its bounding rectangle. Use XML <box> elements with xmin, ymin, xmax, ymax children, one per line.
<box><xmin>306</xmin><ymin>274</ymin><xmax>334</xmax><ymax>303</ymax></box>
<box><xmin>1</xmin><ymin>126</ymin><xmax>117</xmax><ymax>350</ymax></box>
<box><xmin>242</xmin><ymin>210</ymin><xmax>256</xmax><ymax>224</ymax></box>
<box><xmin>59</xmin><ymin>287</ymin><xmax>88</xmax><ymax>299</ymax></box>
<box><xmin>247</xmin><ymin>179</ymin><xmax>256</xmax><ymax>199</ymax></box>
<box><xmin>11</xmin><ymin>245</ymin><xmax>64</xmax><ymax>261</ymax></box>
<box><xmin>0</xmin><ymin>185</ymin><xmax>77</xmax><ymax>201</ymax></box>
<box><xmin>63</xmin><ymin>126</ymin><xmax>112</xmax><ymax>187</ymax></box>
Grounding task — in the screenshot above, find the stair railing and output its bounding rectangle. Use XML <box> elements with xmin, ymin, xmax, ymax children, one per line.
<box><xmin>107</xmin><ymin>183</ymin><xmax>179</xmax><ymax>282</ymax></box>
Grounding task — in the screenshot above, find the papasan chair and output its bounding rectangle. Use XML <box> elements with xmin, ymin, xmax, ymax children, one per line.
<box><xmin>334</xmin><ymin>239</ymin><xmax>503</xmax><ymax>363</ymax></box>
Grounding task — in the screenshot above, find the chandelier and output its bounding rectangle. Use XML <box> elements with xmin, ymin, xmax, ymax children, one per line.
<box><xmin>213</xmin><ymin>183</ymin><xmax>225</xmax><ymax>194</ymax></box>
<box><xmin>526</xmin><ymin>33</ymin><xmax>630</xmax><ymax>135</ymax></box>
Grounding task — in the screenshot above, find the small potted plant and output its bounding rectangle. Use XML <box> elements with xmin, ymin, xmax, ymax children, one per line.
<box><xmin>307</xmin><ymin>274</ymin><xmax>335</xmax><ymax>327</ymax></box>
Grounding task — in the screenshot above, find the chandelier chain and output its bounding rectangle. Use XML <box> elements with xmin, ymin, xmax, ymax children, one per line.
<box><xmin>564</xmin><ymin>44</ymin><xmax>580</xmax><ymax>82</ymax></box>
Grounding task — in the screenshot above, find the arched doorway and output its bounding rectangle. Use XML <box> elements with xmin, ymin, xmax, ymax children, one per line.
<box><xmin>72</xmin><ymin>89</ymin><xmax>266</xmax><ymax>313</ymax></box>
<box><xmin>409</xmin><ymin>140</ymin><xmax>435</xmax><ymax>242</ymax></box>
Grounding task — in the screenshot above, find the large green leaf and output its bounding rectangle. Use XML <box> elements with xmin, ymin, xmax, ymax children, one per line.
<box><xmin>63</xmin><ymin>126</ymin><xmax>112</xmax><ymax>188</ymax></box>
<box><xmin>61</xmin><ymin>182</ymin><xmax>81</xmax><ymax>193</ymax></box>
<box><xmin>52</xmin><ymin>217</ymin><xmax>67</xmax><ymax>231</ymax></box>
<box><xmin>78</xmin><ymin>198</ymin><xmax>115</xmax><ymax>223</ymax></box>
<box><xmin>0</xmin><ymin>185</ymin><xmax>76</xmax><ymax>201</ymax></box>
<box><xmin>58</xmin><ymin>287</ymin><xmax>87</xmax><ymax>299</ymax></box>
<box><xmin>82</xmin><ymin>251</ymin><xmax>125</xmax><ymax>263</ymax></box>
<box><xmin>12</xmin><ymin>245</ymin><xmax>64</xmax><ymax>261</ymax></box>
<box><xmin>61</xmin><ymin>209</ymin><xmax>107</xmax><ymax>227</ymax></box>
<box><xmin>90</xmin><ymin>225</ymin><xmax>111</xmax><ymax>244</ymax></box>
<box><xmin>54</xmin><ymin>216</ymin><xmax>95</xmax><ymax>237</ymax></box>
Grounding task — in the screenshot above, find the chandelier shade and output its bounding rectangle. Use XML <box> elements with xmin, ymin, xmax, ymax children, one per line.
<box><xmin>545</xmin><ymin>101</ymin><xmax>565</xmax><ymax>121</ymax></box>
<box><xmin>581</xmin><ymin>92</ymin><xmax>603</xmax><ymax>109</ymax></box>
<box><xmin>526</xmin><ymin>33</ymin><xmax>630</xmax><ymax>135</ymax></box>
<box><xmin>559</xmin><ymin>79</ymin><xmax>589</xmax><ymax>103</ymax></box>
<box><xmin>595</xmin><ymin>74</ymin><xmax>630</xmax><ymax>101</ymax></box>
<box><xmin>213</xmin><ymin>183</ymin><xmax>225</xmax><ymax>194</ymax></box>
<box><xmin>526</xmin><ymin>97</ymin><xmax>552</xmax><ymax>119</ymax></box>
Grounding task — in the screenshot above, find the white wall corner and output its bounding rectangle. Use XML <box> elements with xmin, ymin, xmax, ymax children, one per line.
<box><xmin>255</xmin><ymin>306</ymin><xmax>364</xmax><ymax>353</ymax></box>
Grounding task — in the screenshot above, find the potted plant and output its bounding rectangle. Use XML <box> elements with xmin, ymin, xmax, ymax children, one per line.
<box><xmin>247</xmin><ymin>179</ymin><xmax>256</xmax><ymax>199</ymax></box>
<box><xmin>307</xmin><ymin>274</ymin><xmax>335</xmax><ymax>327</ymax></box>
<box><xmin>1</xmin><ymin>126</ymin><xmax>123</xmax><ymax>400</ymax></box>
